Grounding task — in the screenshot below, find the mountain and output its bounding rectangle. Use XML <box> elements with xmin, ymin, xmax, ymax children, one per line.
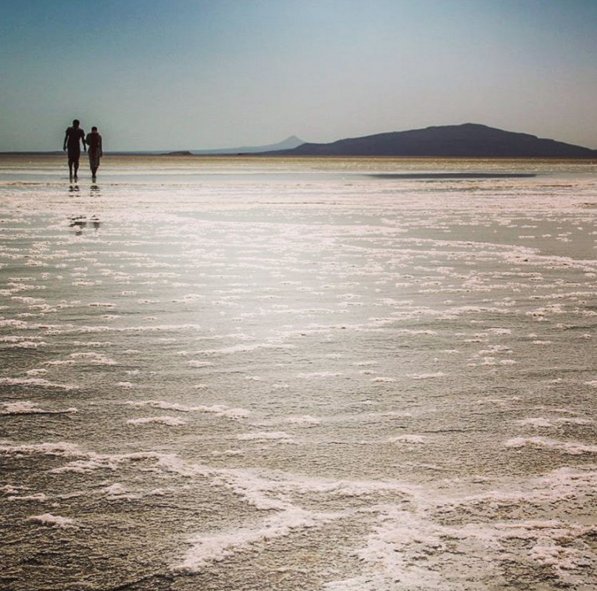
<box><xmin>193</xmin><ymin>135</ymin><xmax>304</xmax><ymax>155</ymax></box>
<box><xmin>263</xmin><ymin>124</ymin><xmax>597</xmax><ymax>158</ymax></box>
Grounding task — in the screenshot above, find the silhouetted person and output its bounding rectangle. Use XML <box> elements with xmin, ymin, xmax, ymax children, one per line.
<box><xmin>63</xmin><ymin>119</ymin><xmax>86</xmax><ymax>182</ymax></box>
<box><xmin>85</xmin><ymin>126</ymin><xmax>103</xmax><ymax>182</ymax></box>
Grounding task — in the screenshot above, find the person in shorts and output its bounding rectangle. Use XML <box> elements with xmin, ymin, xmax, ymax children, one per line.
<box><xmin>85</xmin><ymin>126</ymin><xmax>103</xmax><ymax>182</ymax></box>
<box><xmin>63</xmin><ymin>119</ymin><xmax>86</xmax><ymax>182</ymax></box>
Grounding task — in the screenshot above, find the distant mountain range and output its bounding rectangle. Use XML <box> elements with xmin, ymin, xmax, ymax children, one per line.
<box><xmin>259</xmin><ymin>124</ymin><xmax>597</xmax><ymax>158</ymax></box>
<box><xmin>192</xmin><ymin>135</ymin><xmax>304</xmax><ymax>155</ymax></box>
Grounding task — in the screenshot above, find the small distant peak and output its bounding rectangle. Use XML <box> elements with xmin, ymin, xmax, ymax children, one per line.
<box><xmin>280</xmin><ymin>136</ymin><xmax>305</xmax><ymax>147</ymax></box>
<box><xmin>163</xmin><ymin>150</ymin><xmax>193</xmax><ymax>156</ymax></box>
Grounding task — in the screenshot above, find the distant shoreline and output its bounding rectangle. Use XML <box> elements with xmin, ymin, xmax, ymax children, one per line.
<box><xmin>2</xmin><ymin>124</ymin><xmax>596</xmax><ymax>158</ymax></box>
<box><xmin>368</xmin><ymin>172</ymin><xmax>537</xmax><ymax>179</ymax></box>
<box><xmin>1</xmin><ymin>152</ymin><xmax>596</xmax><ymax>162</ymax></box>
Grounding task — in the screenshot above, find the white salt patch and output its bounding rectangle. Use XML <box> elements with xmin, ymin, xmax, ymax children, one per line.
<box><xmin>487</xmin><ymin>328</ymin><xmax>512</xmax><ymax>335</ymax></box>
<box><xmin>410</xmin><ymin>372</ymin><xmax>446</xmax><ymax>380</ymax></box>
<box><xmin>129</xmin><ymin>401</ymin><xmax>249</xmax><ymax>420</ymax></box>
<box><xmin>103</xmin><ymin>483</ymin><xmax>129</xmax><ymax>496</ymax></box>
<box><xmin>3</xmin><ymin>340</ymin><xmax>46</xmax><ymax>349</ymax></box>
<box><xmin>8</xmin><ymin>492</ymin><xmax>48</xmax><ymax>501</ymax></box>
<box><xmin>0</xmin><ymin>441</ymin><xmax>82</xmax><ymax>457</ymax></box>
<box><xmin>212</xmin><ymin>449</ymin><xmax>245</xmax><ymax>457</ymax></box>
<box><xmin>516</xmin><ymin>417</ymin><xmax>593</xmax><ymax>428</ymax></box>
<box><xmin>237</xmin><ymin>431</ymin><xmax>292</xmax><ymax>442</ymax></box>
<box><xmin>28</xmin><ymin>513</ymin><xmax>74</xmax><ymax>528</ymax></box>
<box><xmin>296</xmin><ymin>371</ymin><xmax>342</xmax><ymax>379</ymax></box>
<box><xmin>529</xmin><ymin>538</ymin><xmax>594</xmax><ymax>573</ymax></box>
<box><xmin>127</xmin><ymin>416</ymin><xmax>187</xmax><ymax>426</ymax></box>
<box><xmin>478</xmin><ymin>345</ymin><xmax>512</xmax><ymax>355</ymax></box>
<box><xmin>0</xmin><ymin>377</ymin><xmax>74</xmax><ymax>390</ymax></box>
<box><xmin>196</xmin><ymin>342</ymin><xmax>294</xmax><ymax>355</ymax></box>
<box><xmin>44</xmin><ymin>359</ymin><xmax>75</xmax><ymax>366</ymax></box>
<box><xmin>0</xmin><ymin>319</ymin><xmax>34</xmax><ymax>329</ymax></box>
<box><xmin>51</xmin><ymin>458</ymin><xmax>117</xmax><ymax>474</ymax></box>
<box><xmin>505</xmin><ymin>437</ymin><xmax>597</xmax><ymax>455</ymax></box>
<box><xmin>175</xmin><ymin>508</ymin><xmax>339</xmax><ymax>572</ymax></box>
<box><xmin>324</xmin><ymin>575</ymin><xmax>387</xmax><ymax>591</ymax></box>
<box><xmin>515</xmin><ymin>417</ymin><xmax>554</xmax><ymax>428</ymax></box>
<box><xmin>125</xmin><ymin>400</ymin><xmax>194</xmax><ymax>412</ymax></box>
<box><xmin>1</xmin><ymin>401</ymin><xmax>44</xmax><ymax>415</ymax></box>
<box><xmin>196</xmin><ymin>405</ymin><xmax>251</xmax><ymax>420</ymax></box>
<box><xmin>69</xmin><ymin>352</ymin><xmax>116</xmax><ymax>365</ymax></box>
<box><xmin>557</xmin><ymin>417</ymin><xmax>593</xmax><ymax>425</ymax></box>
<box><xmin>388</xmin><ymin>434</ymin><xmax>428</xmax><ymax>444</ymax></box>
<box><xmin>1</xmin><ymin>485</ymin><xmax>23</xmax><ymax>494</ymax></box>
<box><xmin>188</xmin><ymin>360</ymin><xmax>215</xmax><ymax>368</ymax></box>
<box><xmin>101</xmin><ymin>483</ymin><xmax>140</xmax><ymax>499</ymax></box>
<box><xmin>283</xmin><ymin>415</ymin><xmax>321</xmax><ymax>426</ymax></box>
<box><xmin>51</xmin><ymin>450</ymin><xmax>171</xmax><ymax>474</ymax></box>
<box><xmin>0</xmin><ymin>401</ymin><xmax>77</xmax><ymax>415</ymax></box>
<box><xmin>149</xmin><ymin>488</ymin><xmax>168</xmax><ymax>496</ymax></box>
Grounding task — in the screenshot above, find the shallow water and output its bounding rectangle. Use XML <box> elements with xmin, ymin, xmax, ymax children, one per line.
<box><xmin>1</xmin><ymin>155</ymin><xmax>596</xmax><ymax>590</ymax></box>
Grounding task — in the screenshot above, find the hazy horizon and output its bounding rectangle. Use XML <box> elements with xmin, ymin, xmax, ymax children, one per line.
<box><xmin>1</xmin><ymin>122</ymin><xmax>596</xmax><ymax>155</ymax></box>
<box><xmin>1</xmin><ymin>0</ymin><xmax>596</xmax><ymax>151</ymax></box>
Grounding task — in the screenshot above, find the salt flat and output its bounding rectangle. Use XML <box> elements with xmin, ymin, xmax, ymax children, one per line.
<box><xmin>1</xmin><ymin>155</ymin><xmax>596</xmax><ymax>590</ymax></box>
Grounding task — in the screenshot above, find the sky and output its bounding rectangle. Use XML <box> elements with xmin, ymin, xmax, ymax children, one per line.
<box><xmin>1</xmin><ymin>0</ymin><xmax>596</xmax><ymax>151</ymax></box>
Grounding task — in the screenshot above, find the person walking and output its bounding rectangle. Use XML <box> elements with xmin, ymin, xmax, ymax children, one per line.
<box><xmin>85</xmin><ymin>126</ymin><xmax>103</xmax><ymax>182</ymax></box>
<box><xmin>63</xmin><ymin>119</ymin><xmax>86</xmax><ymax>182</ymax></box>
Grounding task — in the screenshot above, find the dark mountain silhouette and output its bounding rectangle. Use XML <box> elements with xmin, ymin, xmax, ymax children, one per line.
<box><xmin>263</xmin><ymin>124</ymin><xmax>597</xmax><ymax>158</ymax></box>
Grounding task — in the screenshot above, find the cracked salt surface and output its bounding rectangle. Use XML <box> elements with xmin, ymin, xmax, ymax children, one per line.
<box><xmin>0</xmin><ymin>156</ymin><xmax>595</xmax><ymax>590</ymax></box>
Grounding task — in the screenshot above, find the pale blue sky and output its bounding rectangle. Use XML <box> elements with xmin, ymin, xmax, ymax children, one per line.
<box><xmin>1</xmin><ymin>0</ymin><xmax>596</xmax><ymax>151</ymax></box>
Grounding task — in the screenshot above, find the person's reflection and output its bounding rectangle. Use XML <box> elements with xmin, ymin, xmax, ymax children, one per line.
<box><xmin>68</xmin><ymin>214</ymin><xmax>100</xmax><ymax>235</ymax></box>
<box><xmin>68</xmin><ymin>184</ymin><xmax>101</xmax><ymax>235</ymax></box>
<box><xmin>69</xmin><ymin>215</ymin><xmax>87</xmax><ymax>236</ymax></box>
<box><xmin>91</xmin><ymin>215</ymin><xmax>101</xmax><ymax>231</ymax></box>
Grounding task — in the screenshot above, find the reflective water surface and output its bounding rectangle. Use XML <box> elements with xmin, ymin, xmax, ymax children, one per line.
<box><xmin>1</xmin><ymin>155</ymin><xmax>596</xmax><ymax>590</ymax></box>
